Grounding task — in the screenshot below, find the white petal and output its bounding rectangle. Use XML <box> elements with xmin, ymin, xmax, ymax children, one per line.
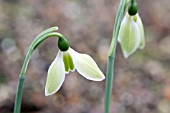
<box><xmin>68</xmin><ymin>48</ymin><xmax>105</xmax><ymax>81</ymax></box>
<box><xmin>45</xmin><ymin>51</ymin><xmax>65</xmax><ymax>96</ymax></box>
<box><xmin>136</xmin><ymin>13</ymin><xmax>145</xmax><ymax>49</ymax></box>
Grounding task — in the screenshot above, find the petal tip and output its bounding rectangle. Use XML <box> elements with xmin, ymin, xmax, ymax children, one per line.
<box><xmin>89</xmin><ymin>74</ymin><xmax>105</xmax><ymax>81</ymax></box>
<box><xmin>45</xmin><ymin>87</ymin><xmax>59</xmax><ymax>96</ymax></box>
<box><xmin>98</xmin><ymin>76</ymin><xmax>105</xmax><ymax>81</ymax></box>
<box><xmin>45</xmin><ymin>88</ymin><xmax>51</xmax><ymax>96</ymax></box>
<box><xmin>123</xmin><ymin>51</ymin><xmax>130</xmax><ymax>59</ymax></box>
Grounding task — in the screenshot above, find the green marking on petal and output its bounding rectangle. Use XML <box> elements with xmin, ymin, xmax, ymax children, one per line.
<box><xmin>63</xmin><ymin>52</ymin><xmax>69</xmax><ymax>72</ymax></box>
<box><xmin>133</xmin><ymin>16</ymin><xmax>137</xmax><ymax>22</ymax></box>
<box><xmin>68</xmin><ymin>53</ymin><xmax>74</xmax><ymax>70</ymax></box>
<box><xmin>63</xmin><ymin>51</ymin><xmax>74</xmax><ymax>73</ymax></box>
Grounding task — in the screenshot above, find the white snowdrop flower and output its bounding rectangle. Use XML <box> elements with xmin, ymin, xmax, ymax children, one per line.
<box><xmin>118</xmin><ymin>12</ymin><xmax>145</xmax><ymax>58</ymax></box>
<box><xmin>45</xmin><ymin>48</ymin><xmax>105</xmax><ymax>96</ymax></box>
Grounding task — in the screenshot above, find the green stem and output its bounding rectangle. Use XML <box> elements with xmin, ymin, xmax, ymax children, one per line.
<box><xmin>104</xmin><ymin>0</ymin><xmax>126</xmax><ymax>113</ymax></box>
<box><xmin>14</xmin><ymin>77</ymin><xmax>24</xmax><ymax>113</ymax></box>
<box><xmin>104</xmin><ymin>56</ymin><xmax>114</xmax><ymax>113</ymax></box>
<box><xmin>14</xmin><ymin>27</ymin><xmax>66</xmax><ymax>113</ymax></box>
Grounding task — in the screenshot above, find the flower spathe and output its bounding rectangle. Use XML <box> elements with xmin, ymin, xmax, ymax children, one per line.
<box><xmin>118</xmin><ymin>12</ymin><xmax>145</xmax><ymax>58</ymax></box>
<box><xmin>45</xmin><ymin>48</ymin><xmax>105</xmax><ymax>96</ymax></box>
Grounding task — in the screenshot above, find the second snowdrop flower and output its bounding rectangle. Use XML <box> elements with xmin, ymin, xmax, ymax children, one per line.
<box><xmin>118</xmin><ymin>0</ymin><xmax>145</xmax><ymax>58</ymax></box>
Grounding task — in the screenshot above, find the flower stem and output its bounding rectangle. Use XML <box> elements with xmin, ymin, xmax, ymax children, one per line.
<box><xmin>14</xmin><ymin>77</ymin><xmax>24</xmax><ymax>113</ymax></box>
<box><xmin>104</xmin><ymin>56</ymin><xmax>114</xmax><ymax>113</ymax></box>
<box><xmin>104</xmin><ymin>0</ymin><xmax>126</xmax><ymax>113</ymax></box>
<box><xmin>13</xmin><ymin>27</ymin><xmax>67</xmax><ymax>113</ymax></box>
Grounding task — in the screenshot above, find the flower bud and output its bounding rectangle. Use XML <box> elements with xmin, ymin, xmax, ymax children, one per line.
<box><xmin>58</xmin><ymin>37</ymin><xmax>69</xmax><ymax>51</ymax></box>
<box><xmin>118</xmin><ymin>13</ymin><xmax>145</xmax><ymax>58</ymax></box>
<box><xmin>128</xmin><ymin>0</ymin><xmax>138</xmax><ymax>16</ymax></box>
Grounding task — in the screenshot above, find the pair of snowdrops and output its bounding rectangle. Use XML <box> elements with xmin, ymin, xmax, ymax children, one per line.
<box><xmin>45</xmin><ymin>12</ymin><xmax>145</xmax><ymax>96</ymax></box>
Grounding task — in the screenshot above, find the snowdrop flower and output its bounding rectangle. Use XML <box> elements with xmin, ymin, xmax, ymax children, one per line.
<box><xmin>118</xmin><ymin>0</ymin><xmax>145</xmax><ymax>58</ymax></box>
<box><xmin>45</xmin><ymin>46</ymin><xmax>105</xmax><ymax>96</ymax></box>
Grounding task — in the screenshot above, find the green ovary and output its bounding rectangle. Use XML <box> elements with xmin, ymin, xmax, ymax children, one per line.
<box><xmin>63</xmin><ymin>52</ymin><xmax>74</xmax><ymax>72</ymax></box>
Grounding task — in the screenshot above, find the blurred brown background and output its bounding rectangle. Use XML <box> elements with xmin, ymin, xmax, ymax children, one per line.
<box><xmin>0</xmin><ymin>0</ymin><xmax>170</xmax><ymax>113</ymax></box>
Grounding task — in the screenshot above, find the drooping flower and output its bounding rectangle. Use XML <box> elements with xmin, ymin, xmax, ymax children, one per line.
<box><xmin>118</xmin><ymin>12</ymin><xmax>145</xmax><ymax>58</ymax></box>
<box><xmin>45</xmin><ymin>48</ymin><xmax>105</xmax><ymax>96</ymax></box>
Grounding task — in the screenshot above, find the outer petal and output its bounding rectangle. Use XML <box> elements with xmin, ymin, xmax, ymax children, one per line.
<box><xmin>118</xmin><ymin>13</ymin><xmax>141</xmax><ymax>58</ymax></box>
<box><xmin>136</xmin><ymin>13</ymin><xmax>145</xmax><ymax>49</ymax></box>
<box><xmin>45</xmin><ymin>51</ymin><xmax>65</xmax><ymax>96</ymax></box>
<box><xmin>68</xmin><ymin>48</ymin><xmax>105</xmax><ymax>81</ymax></box>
